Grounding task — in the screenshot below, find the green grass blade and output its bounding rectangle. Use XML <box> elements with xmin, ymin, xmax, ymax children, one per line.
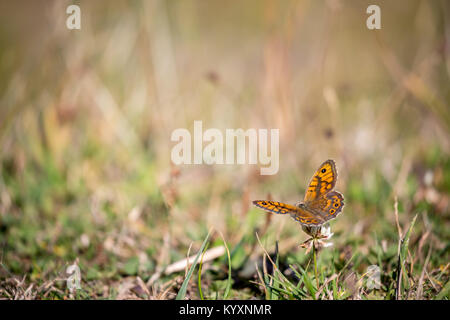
<box><xmin>399</xmin><ymin>214</ymin><xmax>418</xmax><ymax>298</ymax></box>
<box><xmin>272</xmin><ymin>241</ymin><xmax>280</xmax><ymax>300</ymax></box>
<box><xmin>400</xmin><ymin>214</ymin><xmax>418</xmax><ymax>259</ymax></box>
<box><xmin>332</xmin><ymin>277</ymin><xmax>338</xmax><ymax>300</ymax></box>
<box><xmin>176</xmin><ymin>230</ymin><xmax>212</xmax><ymax>300</ymax></box>
<box><xmin>302</xmin><ymin>271</ymin><xmax>317</xmax><ymax>299</ymax></box>
<box><xmin>221</xmin><ymin>234</ymin><xmax>233</xmax><ymax>299</ymax></box>
<box><xmin>197</xmin><ymin>242</ymin><xmax>210</xmax><ymax>300</ymax></box>
<box><xmin>436</xmin><ymin>280</ymin><xmax>450</xmax><ymax>300</ymax></box>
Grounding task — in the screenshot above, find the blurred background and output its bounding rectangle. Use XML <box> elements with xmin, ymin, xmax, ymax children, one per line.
<box><xmin>0</xmin><ymin>0</ymin><xmax>448</xmax><ymax>299</ymax></box>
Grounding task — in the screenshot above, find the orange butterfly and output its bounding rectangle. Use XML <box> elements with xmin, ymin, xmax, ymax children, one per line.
<box><xmin>253</xmin><ymin>159</ymin><xmax>344</xmax><ymax>227</ymax></box>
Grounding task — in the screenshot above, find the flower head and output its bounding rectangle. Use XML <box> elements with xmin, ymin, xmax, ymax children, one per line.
<box><xmin>300</xmin><ymin>223</ymin><xmax>334</xmax><ymax>253</ymax></box>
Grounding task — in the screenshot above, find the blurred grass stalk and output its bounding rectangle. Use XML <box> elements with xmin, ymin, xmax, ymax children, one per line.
<box><xmin>394</xmin><ymin>196</ymin><xmax>418</xmax><ymax>300</ymax></box>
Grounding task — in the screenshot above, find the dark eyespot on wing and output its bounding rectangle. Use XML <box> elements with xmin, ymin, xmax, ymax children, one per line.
<box><xmin>323</xmin><ymin>191</ymin><xmax>344</xmax><ymax>220</ymax></box>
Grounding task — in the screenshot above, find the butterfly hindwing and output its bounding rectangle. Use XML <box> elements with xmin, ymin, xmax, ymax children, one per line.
<box><xmin>289</xmin><ymin>208</ymin><xmax>325</xmax><ymax>226</ymax></box>
<box><xmin>307</xmin><ymin>191</ymin><xmax>344</xmax><ymax>222</ymax></box>
<box><xmin>303</xmin><ymin>159</ymin><xmax>337</xmax><ymax>203</ymax></box>
<box><xmin>323</xmin><ymin>191</ymin><xmax>344</xmax><ymax>219</ymax></box>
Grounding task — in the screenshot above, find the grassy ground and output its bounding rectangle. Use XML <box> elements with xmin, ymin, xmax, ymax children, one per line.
<box><xmin>0</xmin><ymin>0</ymin><xmax>449</xmax><ymax>299</ymax></box>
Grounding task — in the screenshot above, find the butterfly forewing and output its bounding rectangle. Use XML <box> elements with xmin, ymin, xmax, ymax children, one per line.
<box><xmin>252</xmin><ymin>200</ymin><xmax>297</xmax><ymax>215</ymax></box>
<box><xmin>303</xmin><ymin>159</ymin><xmax>337</xmax><ymax>203</ymax></box>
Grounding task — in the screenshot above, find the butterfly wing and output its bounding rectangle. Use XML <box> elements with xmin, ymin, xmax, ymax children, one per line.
<box><xmin>253</xmin><ymin>200</ymin><xmax>298</xmax><ymax>215</ymax></box>
<box><xmin>303</xmin><ymin>159</ymin><xmax>337</xmax><ymax>203</ymax></box>
<box><xmin>307</xmin><ymin>191</ymin><xmax>344</xmax><ymax>222</ymax></box>
<box><xmin>252</xmin><ymin>200</ymin><xmax>325</xmax><ymax>226</ymax></box>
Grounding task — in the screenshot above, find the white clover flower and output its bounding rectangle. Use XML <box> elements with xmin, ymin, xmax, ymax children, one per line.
<box><xmin>66</xmin><ymin>261</ymin><xmax>82</xmax><ymax>292</ymax></box>
<box><xmin>300</xmin><ymin>223</ymin><xmax>334</xmax><ymax>253</ymax></box>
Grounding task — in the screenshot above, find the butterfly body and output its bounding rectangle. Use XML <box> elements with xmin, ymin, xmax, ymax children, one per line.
<box><xmin>253</xmin><ymin>160</ymin><xmax>344</xmax><ymax>227</ymax></box>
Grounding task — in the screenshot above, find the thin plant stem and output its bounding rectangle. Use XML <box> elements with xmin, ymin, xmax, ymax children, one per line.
<box><xmin>313</xmin><ymin>241</ymin><xmax>319</xmax><ymax>290</ymax></box>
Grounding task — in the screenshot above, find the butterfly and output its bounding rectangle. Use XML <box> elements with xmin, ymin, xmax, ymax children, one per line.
<box><xmin>253</xmin><ymin>159</ymin><xmax>344</xmax><ymax>227</ymax></box>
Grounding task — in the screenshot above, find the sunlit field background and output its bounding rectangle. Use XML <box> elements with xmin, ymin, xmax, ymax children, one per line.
<box><xmin>0</xmin><ymin>0</ymin><xmax>449</xmax><ymax>300</ymax></box>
